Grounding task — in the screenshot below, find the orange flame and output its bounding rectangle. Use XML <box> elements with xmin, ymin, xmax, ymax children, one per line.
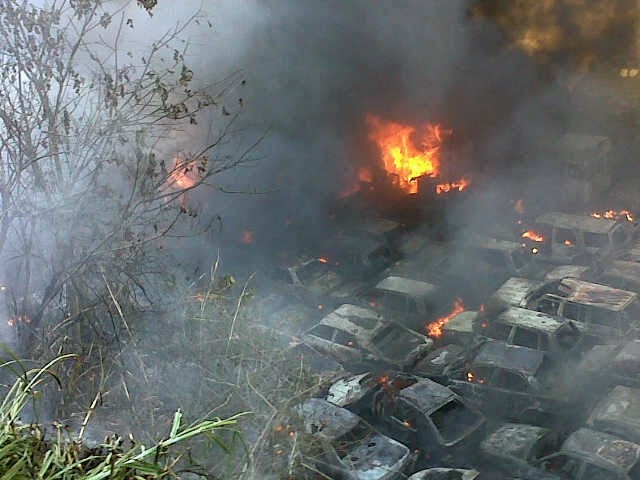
<box><xmin>436</xmin><ymin>177</ymin><xmax>471</xmax><ymax>195</ymax></box>
<box><xmin>590</xmin><ymin>210</ymin><xmax>634</xmax><ymax>222</ymax></box>
<box><xmin>366</xmin><ymin>114</ymin><xmax>451</xmax><ymax>194</ymax></box>
<box><xmin>427</xmin><ymin>298</ymin><xmax>465</xmax><ymax>338</ymax></box>
<box><xmin>514</xmin><ymin>199</ymin><xmax>525</xmax><ymax>215</ymax></box>
<box><xmin>318</xmin><ymin>256</ymin><xmax>329</xmax><ymax>264</ymax></box>
<box><xmin>167</xmin><ymin>154</ymin><xmax>202</xmax><ymax>189</ymax></box>
<box><xmin>521</xmin><ymin>230</ymin><xmax>544</xmax><ymax>242</ymax></box>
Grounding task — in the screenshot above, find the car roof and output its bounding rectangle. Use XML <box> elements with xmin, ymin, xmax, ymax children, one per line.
<box><xmin>443</xmin><ymin>311</ymin><xmax>477</xmax><ymax>334</ymax></box>
<box><xmin>562</xmin><ymin>428</ymin><xmax>640</xmax><ymax>473</ymax></box>
<box><xmin>558</xmin><ymin>278</ymin><xmax>637</xmax><ymax>312</ymax></box>
<box><xmin>473</xmin><ymin>341</ymin><xmax>545</xmax><ymax>376</ymax></box>
<box><xmin>481</xmin><ymin>423</ymin><xmax>552</xmax><ymax>463</ymax></box>
<box><xmin>297</xmin><ymin>398</ymin><xmax>361</xmax><ymax>440</ymax></box>
<box><xmin>588</xmin><ymin>385</ymin><xmax>640</xmax><ymax>436</ymax></box>
<box><xmin>615</xmin><ymin>340</ymin><xmax>640</xmax><ymax>365</ymax></box>
<box><xmin>464</xmin><ymin>234</ymin><xmax>525</xmax><ymax>253</ymax></box>
<box><xmin>315</xmin><ymin>304</ymin><xmax>384</xmax><ymax>340</ymax></box>
<box><xmin>544</xmin><ymin>265</ymin><xmax>590</xmax><ymax>282</ymax></box>
<box><xmin>398</xmin><ymin>377</ymin><xmax>457</xmax><ymax>414</ymax></box>
<box><xmin>497</xmin><ymin>307</ymin><xmax>565</xmax><ymax>335</ymax></box>
<box><xmin>535</xmin><ymin>212</ymin><xmax>616</xmax><ymax>234</ymax></box>
<box><xmin>491</xmin><ymin>277</ymin><xmax>543</xmax><ymax>307</ymax></box>
<box><xmin>375</xmin><ymin>275</ymin><xmax>439</xmax><ymax>299</ymax></box>
<box><xmin>604</xmin><ymin>260</ymin><xmax>640</xmax><ymax>284</ymax></box>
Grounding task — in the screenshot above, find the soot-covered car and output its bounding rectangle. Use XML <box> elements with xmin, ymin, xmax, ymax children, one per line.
<box><xmin>326</xmin><ymin>372</ymin><xmax>485</xmax><ymax>463</ymax></box>
<box><xmin>575</xmin><ymin>340</ymin><xmax>640</xmax><ymax>397</ymax></box>
<box><xmin>295</xmin><ymin>398</ymin><xmax>414</xmax><ymax>479</ymax></box>
<box><xmin>448</xmin><ymin>341</ymin><xmax>575</xmax><ymax>426</ymax></box>
<box><xmin>586</xmin><ymin>385</ymin><xmax>640</xmax><ymax>445</ymax></box>
<box><xmin>302</xmin><ymin>304</ymin><xmax>433</xmax><ymax>370</ymax></box>
<box><xmin>479</xmin><ymin>423</ymin><xmax>561</xmax><ymax>480</ymax></box>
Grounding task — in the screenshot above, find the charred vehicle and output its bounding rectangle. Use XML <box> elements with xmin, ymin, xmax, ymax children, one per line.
<box><xmin>534</xmin><ymin>428</ymin><xmax>640</xmax><ymax>480</ymax></box>
<box><xmin>525</xmin><ymin>278</ymin><xmax>640</xmax><ymax>342</ymax></box>
<box><xmin>586</xmin><ymin>385</ymin><xmax>640</xmax><ymax>445</ymax></box>
<box><xmin>302</xmin><ymin>304</ymin><xmax>433</xmax><ymax>370</ymax></box>
<box><xmin>488</xmin><ymin>277</ymin><xmax>544</xmax><ymax>309</ymax></box>
<box><xmin>475</xmin><ymin>307</ymin><xmax>585</xmax><ymax>361</ymax></box>
<box><xmin>326</xmin><ymin>372</ymin><xmax>485</xmax><ymax>463</ymax></box>
<box><xmin>479</xmin><ymin>423</ymin><xmax>561</xmax><ymax>480</ymax></box>
<box><xmin>294</xmin><ymin>398</ymin><xmax>414</xmax><ymax>479</ymax></box>
<box><xmin>596</xmin><ymin>260</ymin><xmax>640</xmax><ymax>294</ymax></box>
<box><xmin>359</xmin><ymin>275</ymin><xmax>440</xmax><ymax>331</ymax></box>
<box><xmin>528</xmin><ymin>212</ymin><xmax>634</xmax><ymax>265</ymax></box>
<box><xmin>448</xmin><ymin>341</ymin><xmax>575</xmax><ymax>426</ymax></box>
<box><xmin>576</xmin><ymin>340</ymin><xmax>640</xmax><ymax>397</ymax></box>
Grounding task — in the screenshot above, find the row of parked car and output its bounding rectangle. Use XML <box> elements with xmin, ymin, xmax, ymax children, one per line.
<box><xmin>264</xmin><ymin>210</ymin><xmax>640</xmax><ymax>479</ymax></box>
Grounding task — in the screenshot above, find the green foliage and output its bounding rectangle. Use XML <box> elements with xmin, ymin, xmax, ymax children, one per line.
<box><xmin>0</xmin><ymin>354</ymin><xmax>247</xmax><ymax>479</ymax></box>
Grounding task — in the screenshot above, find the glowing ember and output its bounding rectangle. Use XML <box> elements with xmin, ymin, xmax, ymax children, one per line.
<box><xmin>318</xmin><ymin>256</ymin><xmax>329</xmax><ymax>264</ymax></box>
<box><xmin>426</xmin><ymin>298</ymin><xmax>465</xmax><ymax>338</ymax></box>
<box><xmin>436</xmin><ymin>177</ymin><xmax>471</xmax><ymax>195</ymax></box>
<box><xmin>590</xmin><ymin>210</ymin><xmax>634</xmax><ymax>222</ymax></box>
<box><xmin>521</xmin><ymin>230</ymin><xmax>544</xmax><ymax>242</ymax></box>
<box><xmin>366</xmin><ymin>114</ymin><xmax>451</xmax><ymax>194</ymax></box>
<box><xmin>514</xmin><ymin>199</ymin><xmax>525</xmax><ymax>215</ymax></box>
<box><xmin>240</xmin><ymin>229</ymin><xmax>255</xmax><ymax>245</ymax></box>
<box><xmin>167</xmin><ymin>153</ymin><xmax>202</xmax><ymax>189</ymax></box>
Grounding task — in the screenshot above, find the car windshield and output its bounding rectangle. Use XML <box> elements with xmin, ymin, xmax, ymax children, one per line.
<box><xmin>331</xmin><ymin>421</ymin><xmax>374</xmax><ymax>459</ymax></box>
<box><xmin>372</xmin><ymin>325</ymin><xmax>424</xmax><ymax>360</ymax></box>
<box><xmin>430</xmin><ymin>399</ymin><xmax>481</xmax><ymax>444</ymax></box>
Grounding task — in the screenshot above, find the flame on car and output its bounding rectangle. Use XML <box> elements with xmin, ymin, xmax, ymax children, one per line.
<box><xmin>521</xmin><ymin>230</ymin><xmax>544</xmax><ymax>242</ymax></box>
<box><xmin>590</xmin><ymin>209</ymin><xmax>634</xmax><ymax>222</ymax></box>
<box><xmin>366</xmin><ymin>114</ymin><xmax>451</xmax><ymax>194</ymax></box>
<box><xmin>426</xmin><ymin>298</ymin><xmax>465</xmax><ymax>338</ymax></box>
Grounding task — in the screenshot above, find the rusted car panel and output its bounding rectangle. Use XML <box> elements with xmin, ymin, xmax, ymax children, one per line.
<box><xmin>408</xmin><ymin>468</ymin><xmax>480</xmax><ymax>480</ymax></box>
<box><xmin>587</xmin><ymin>385</ymin><xmax>640</xmax><ymax>445</ymax></box>
<box><xmin>295</xmin><ymin>398</ymin><xmax>414</xmax><ymax>480</ymax></box>
<box><xmin>479</xmin><ymin>423</ymin><xmax>559</xmax><ymax>477</ymax></box>
<box><xmin>302</xmin><ymin>304</ymin><xmax>433</xmax><ymax>370</ymax></box>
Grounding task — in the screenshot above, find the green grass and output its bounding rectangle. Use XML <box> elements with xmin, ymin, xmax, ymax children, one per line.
<box><xmin>0</xmin><ymin>354</ymin><xmax>247</xmax><ymax>479</ymax></box>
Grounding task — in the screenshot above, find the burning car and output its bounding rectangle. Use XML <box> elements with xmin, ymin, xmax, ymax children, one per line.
<box><xmin>474</xmin><ymin>306</ymin><xmax>585</xmax><ymax>361</ymax></box>
<box><xmin>359</xmin><ymin>275</ymin><xmax>440</xmax><ymax>331</ymax></box>
<box><xmin>326</xmin><ymin>372</ymin><xmax>485</xmax><ymax>463</ymax></box>
<box><xmin>479</xmin><ymin>423</ymin><xmax>561</xmax><ymax>480</ymax></box>
<box><xmin>525</xmin><ymin>278</ymin><xmax>640</xmax><ymax>342</ymax></box>
<box><xmin>575</xmin><ymin>340</ymin><xmax>640</xmax><ymax>397</ymax></box>
<box><xmin>294</xmin><ymin>398</ymin><xmax>414</xmax><ymax>479</ymax></box>
<box><xmin>586</xmin><ymin>385</ymin><xmax>640</xmax><ymax>445</ymax></box>
<box><xmin>302</xmin><ymin>304</ymin><xmax>433</xmax><ymax>370</ymax></box>
<box><xmin>527</xmin><ymin>211</ymin><xmax>634</xmax><ymax>265</ymax></box>
<box><xmin>448</xmin><ymin>341</ymin><xmax>574</xmax><ymax>426</ymax></box>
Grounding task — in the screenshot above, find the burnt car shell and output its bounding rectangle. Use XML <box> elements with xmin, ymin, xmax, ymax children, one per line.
<box><xmin>296</xmin><ymin>398</ymin><xmax>413</xmax><ymax>480</ymax></box>
<box><xmin>536</xmin><ymin>428</ymin><xmax>640</xmax><ymax>479</ymax></box>
<box><xmin>587</xmin><ymin>385</ymin><xmax>640</xmax><ymax>445</ymax></box>
<box><xmin>327</xmin><ymin>372</ymin><xmax>485</xmax><ymax>455</ymax></box>
<box><xmin>489</xmin><ymin>277</ymin><xmax>544</xmax><ymax>309</ymax></box>
<box><xmin>575</xmin><ymin>340</ymin><xmax>640</xmax><ymax>396</ymax></box>
<box><xmin>302</xmin><ymin>304</ymin><xmax>433</xmax><ymax>370</ymax></box>
<box><xmin>479</xmin><ymin>423</ymin><xmax>559</xmax><ymax>478</ymax></box>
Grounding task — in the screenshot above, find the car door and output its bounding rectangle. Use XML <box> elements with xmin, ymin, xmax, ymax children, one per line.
<box><xmin>386</xmin><ymin>397</ymin><xmax>421</xmax><ymax>447</ymax></box>
<box><xmin>486</xmin><ymin>368</ymin><xmax>533</xmax><ymax>419</ymax></box>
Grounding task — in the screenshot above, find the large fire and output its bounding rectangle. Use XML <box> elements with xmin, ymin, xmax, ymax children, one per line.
<box><xmin>366</xmin><ymin>114</ymin><xmax>451</xmax><ymax>194</ymax></box>
<box><xmin>426</xmin><ymin>298</ymin><xmax>465</xmax><ymax>338</ymax></box>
